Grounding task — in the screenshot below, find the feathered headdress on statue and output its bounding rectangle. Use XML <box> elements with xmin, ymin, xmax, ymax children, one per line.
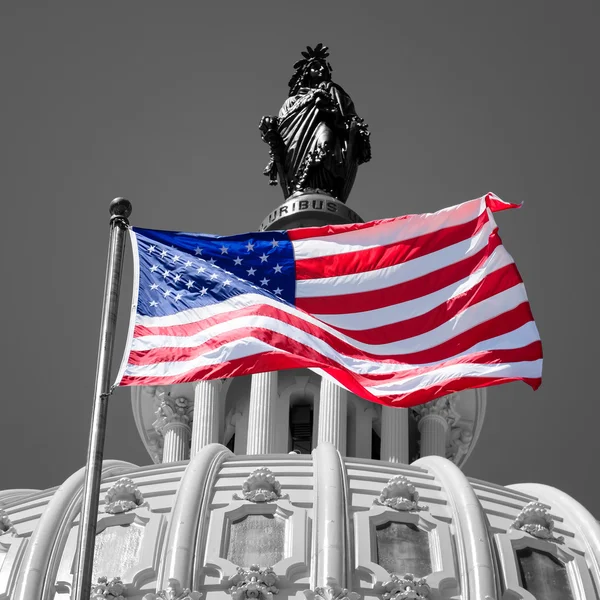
<box><xmin>288</xmin><ymin>43</ymin><xmax>333</xmax><ymax>96</ymax></box>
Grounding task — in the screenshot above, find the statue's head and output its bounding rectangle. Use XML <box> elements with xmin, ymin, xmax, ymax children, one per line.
<box><xmin>288</xmin><ymin>43</ymin><xmax>333</xmax><ymax>95</ymax></box>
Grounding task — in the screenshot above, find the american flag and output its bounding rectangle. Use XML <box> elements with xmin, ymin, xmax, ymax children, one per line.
<box><xmin>115</xmin><ymin>193</ymin><xmax>542</xmax><ymax>407</ymax></box>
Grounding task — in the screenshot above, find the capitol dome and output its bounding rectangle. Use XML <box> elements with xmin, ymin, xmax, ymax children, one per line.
<box><xmin>1</xmin><ymin>438</ymin><xmax>599</xmax><ymax>600</ymax></box>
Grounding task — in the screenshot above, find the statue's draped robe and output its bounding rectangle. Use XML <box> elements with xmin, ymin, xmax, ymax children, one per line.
<box><xmin>278</xmin><ymin>82</ymin><xmax>363</xmax><ymax>201</ymax></box>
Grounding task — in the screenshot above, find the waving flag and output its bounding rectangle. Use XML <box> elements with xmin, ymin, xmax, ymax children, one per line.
<box><xmin>115</xmin><ymin>193</ymin><xmax>542</xmax><ymax>407</ymax></box>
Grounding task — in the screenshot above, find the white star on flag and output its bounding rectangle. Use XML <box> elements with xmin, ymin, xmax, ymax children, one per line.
<box><xmin>273</xmin><ymin>264</ymin><xmax>283</xmax><ymax>273</ymax></box>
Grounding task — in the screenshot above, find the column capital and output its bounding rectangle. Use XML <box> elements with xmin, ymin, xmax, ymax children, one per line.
<box><xmin>412</xmin><ymin>395</ymin><xmax>458</xmax><ymax>432</ymax></box>
<box><xmin>153</xmin><ymin>391</ymin><xmax>193</xmax><ymax>437</ymax></box>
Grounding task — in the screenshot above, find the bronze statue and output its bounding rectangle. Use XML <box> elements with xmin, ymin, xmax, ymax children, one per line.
<box><xmin>260</xmin><ymin>44</ymin><xmax>371</xmax><ymax>204</ymax></box>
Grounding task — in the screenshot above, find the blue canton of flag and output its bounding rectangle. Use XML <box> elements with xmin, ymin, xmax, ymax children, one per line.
<box><xmin>133</xmin><ymin>227</ymin><xmax>296</xmax><ymax>318</ymax></box>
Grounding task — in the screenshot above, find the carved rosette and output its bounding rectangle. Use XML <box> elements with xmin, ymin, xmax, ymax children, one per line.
<box><xmin>90</xmin><ymin>576</ymin><xmax>127</xmax><ymax>599</ymax></box>
<box><xmin>0</xmin><ymin>508</ymin><xmax>16</xmax><ymax>536</ymax></box>
<box><xmin>228</xmin><ymin>565</ymin><xmax>279</xmax><ymax>600</ymax></box>
<box><xmin>374</xmin><ymin>475</ymin><xmax>427</xmax><ymax>512</ymax></box>
<box><xmin>382</xmin><ymin>574</ymin><xmax>430</xmax><ymax>600</ymax></box>
<box><xmin>142</xmin><ymin>578</ymin><xmax>203</xmax><ymax>600</ymax></box>
<box><xmin>233</xmin><ymin>468</ymin><xmax>289</xmax><ymax>502</ymax></box>
<box><xmin>512</xmin><ymin>501</ymin><xmax>564</xmax><ymax>543</ymax></box>
<box><xmin>104</xmin><ymin>477</ymin><xmax>147</xmax><ymax>514</ymax></box>
<box><xmin>304</xmin><ymin>584</ymin><xmax>361</xmax><ymax>600</ymax></box>
<box><xmin>152</xmin><ymin>390</ymin><xmax>193</xmax><ymax>436</ymax></box>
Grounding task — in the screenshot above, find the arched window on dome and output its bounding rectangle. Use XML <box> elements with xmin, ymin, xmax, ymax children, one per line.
<box><xmin>516</xmin><ymin>547</ymin><xmax>574</xmax><ymax>600</ymax></box>
<box><xmin>375</xmin><ymin>521</ymin><xmax>431</xmax><ymax>577</ymax></box>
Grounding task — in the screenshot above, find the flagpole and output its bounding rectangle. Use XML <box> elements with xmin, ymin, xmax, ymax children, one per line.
<box><xmin>72</xmin><ymin>197</ymin><xmax>132</xmax><ymax>600</ymax></box>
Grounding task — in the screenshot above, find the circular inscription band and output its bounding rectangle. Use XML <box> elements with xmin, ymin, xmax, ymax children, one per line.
<box><xmin>259</xmin><ymin>192</ymin><xmax>363</xmax><ymax>231</ymax></box>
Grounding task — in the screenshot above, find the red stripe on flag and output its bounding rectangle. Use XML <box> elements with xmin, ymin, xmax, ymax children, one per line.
<box><xmin>128</xmin><ymin>300</ymin><xmax>535</xmax><ymax>367</ymax></box>
<box><xmin>295</xmin><ymin>210</ymin><xmax>491</xmax><ymax>281</ymax></box>
<box><xmin>332</xmin><ymin>264</ymin><xmax>523</xmax><ymax>344</ymax></box>
<box><xmin>296</xmin><ymin>233</ymin><xmax>503</xmax><ymax>314</ymax></box>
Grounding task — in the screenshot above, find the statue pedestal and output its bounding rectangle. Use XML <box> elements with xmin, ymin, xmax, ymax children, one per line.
<box><xmin>259</xmin><ymin>192</ymin><xmax>363</xmax><ymax>231</ymax></box>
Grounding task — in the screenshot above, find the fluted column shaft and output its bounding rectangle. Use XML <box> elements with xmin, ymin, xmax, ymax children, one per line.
<box><xmin>381</xmin><ymin>406</ymin><xmax>409</xmax><ymax>462</ymax></box>
<box><xmin>191</xmin><ymin>380</ymin><xmax>221</xmax><ymax>456</ymax></box>
<box><xmin>318</xmin><ymin>378</ymin><xmax>347</xmax><ymax>455</ymax></box>
<box><xmin>162</xmin><ymin>423</ymin><xmax>191</xmax><ymax>462</ymax></box>
<box><xmin>418</xmin><ymin>414</ymin><xmax>449</xmax><ymax>457</ymax></box>
<box><xmin>247</xmin><ymin>371</ymin><xmax>278</xmax><ymax>454</ymax></box>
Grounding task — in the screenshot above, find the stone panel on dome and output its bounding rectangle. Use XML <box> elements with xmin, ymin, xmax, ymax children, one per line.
<box><xmin>375</xmin><ymin>522</ymin><xmax>431</xmax><ymax>577</ymax></box>
<box><xmin>226</xmin><ymin>514</ymin><xmax>287</xmax><ymax>568</ymax></box>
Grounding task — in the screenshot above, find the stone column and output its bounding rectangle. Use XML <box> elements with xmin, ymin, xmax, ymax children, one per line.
<box><xmin>318</xmin><ymin>378</ymin><xmax>347</xmax><ymax>455</ymax></box>
<box><xmin>153</xmin><ymin>393</ymin><xmax>193</xmax><ymax>463</ymax></box>
<box><xmin>247</xmin><ymin>371</ymin><xmax>278</xmax><ymax>454</ymax></box>
<box><xmin>381</xmin><ymin>406</ymin><xmax>409</xmax><ymax>463</ymax></box>
<box><xmin>413</xmin><ymin>397</ymin><xmax>454</xmax><ymax>458</ymax></box>
<box><xmin>191</xmin><ymin>380</ymin><xmax>222</xmax><ymax>457</ymax></box>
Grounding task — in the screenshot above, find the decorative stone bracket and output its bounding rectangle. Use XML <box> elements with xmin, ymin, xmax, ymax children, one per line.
<box><xmin>90</xmin><ymin>576</ymin><xmax>127</xmax><ymax>599</ymax></box>
<box><xmin>374</xmin><ymin>475</ymin><xmax>427</xmax><ymax>512</ymax></box>
<box><xmin>304</xmin><ymin>583</ymin><xmax>361</xmax><ymax>600</ymax></box>
<box><xmin>512</xmin><ymin>501</ymin><xmax>564</xmax><ymax>543</ymax></box>
<box><xmin>142</xmin><ymin>578</ymin><xmax>203</xmax><ymax>600</ymax></box>
<box><xmin>382</xmin><ymin>574</ymin><xmax>431</xmax><ymax>599</ymax></box>
<box><xmin>228</xmin><ymin>565</ymin><xmax>279</xmax><ymax>600</ymax></box>
<box><xmin>232</xmin><ymin>468</ymin><xmax>289</xmax><ymax>503</ymax></box>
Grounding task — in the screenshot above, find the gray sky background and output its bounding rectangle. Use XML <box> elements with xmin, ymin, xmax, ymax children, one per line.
<box><xmin>1</xmin><ymin>3</ymin><xmax>598</xmax><ymax>514</ymax></box>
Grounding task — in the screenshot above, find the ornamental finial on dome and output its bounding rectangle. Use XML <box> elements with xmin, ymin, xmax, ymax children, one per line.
<box><xmin>382</xmin><ymin>574</ymin><xmax>431</xmax><ymax>600</ymax></box>
<box><xmin>512</xmin><ymin>501</ymin><xmax>564</xmax><ymax>543</ymax></box>
<box><xmin>0</xmin><ymin>508</ymin><xmax>16</xmax><ymax>536</ymax></box>
<box><xmin>374</xmin><ymin>475</ymin><xmax>427</xmax><ymax>512</ymax></box>
<box><xmin>233</xmin><ymin>468</ymin><xmax>289</xmax><ymax>502</ymax></box>
<box><xmin>104</xmin><ymin>477</ymin><xmax>148</xmax><ymax>514</ymax></box>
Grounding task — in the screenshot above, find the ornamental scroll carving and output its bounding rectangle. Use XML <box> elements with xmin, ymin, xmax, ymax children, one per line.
<box><xmin>0</xmin><ymin>508</ymin><xmax>16</xmax><ymax>536</ymax></box>
<box><xmin>104</xmin><ymin>477</ymin><xmax>148</xmax><ymax>514</ymax></box>
<box><xmin>304</xmin><ymin>583</ymin><xmax>360</xmax><ymax>600</ymax></box>
<box><xmin>512</xmin><ymin>501</ymin><xmax>564</xmax><ymax>543</ymax></box>
<box><xmin>374</xmin><ymin>475</ymin><xmax>427</xmax><ymax>512</ymax></box>
<box><xmin>233</xmin><ymin>468</ymin><xmax>289</xmax><ymax>502</ymax></box>
<box><xmin>90</xmin><ymin>576</ymin><xmax>127</xmax><ymax>599</ymax></box>
<box><xmin>228</xmin><ymin>565</ymin><xmax>280</xmax><ymax>600</ymax></box>
<box><xmin>142</xmin><ymin>578</ymin><xmax>203</xmax><ymax>600</ymax></box>
<box><xmin>382</xmin><ymin>574</ymin><xmax>431</xmax><ymax>600</ymax></box>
